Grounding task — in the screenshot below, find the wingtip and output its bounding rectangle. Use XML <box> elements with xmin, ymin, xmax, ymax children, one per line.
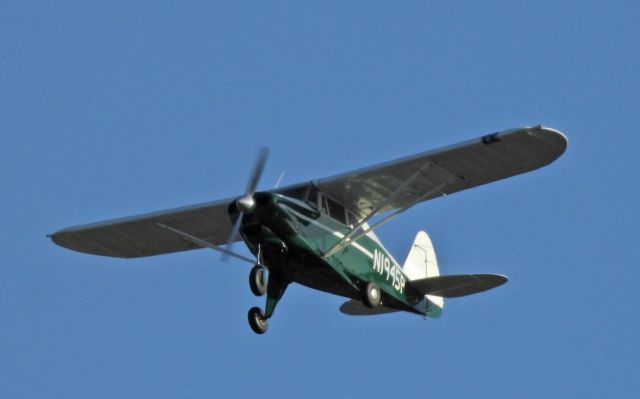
<box><xmin>529</xmin><ymin>125</ymin><xmax>568</xmax><ymax>152</ymax></box>
<box><xmin>495</xmin><ymin>274</ymin><xmax>509</xmax><ymax>285</ymax></box>
<box><xmin>46</xmin><ymin>231</ymin><xmax>60</xmax><ymax>239</ymax></box>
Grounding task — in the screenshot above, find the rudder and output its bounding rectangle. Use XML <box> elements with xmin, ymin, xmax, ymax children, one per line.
<box><xmin>403</xmin><ymin>231</ymin><xmax>444</xmax><ymax>316</ymax></box>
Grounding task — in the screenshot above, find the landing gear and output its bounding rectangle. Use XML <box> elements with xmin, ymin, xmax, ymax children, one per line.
<box><xmin>362</xmin><ymin>282</ymin><xmax>382</xmax><ymax>308</ymax></box>
<box><xmin>247</xmin><ymin>270</ymin><xmax>289</xmax><ymax>335</ymax></box>
<box><xmin>249</xmin><ymin>266</ymin><xmax>267</xmax><ymax>296</ymax></box>
<box><xmin>248</xmin><ymin>307</ymin><xmax>268</xmax><ymax>334</ymax></box>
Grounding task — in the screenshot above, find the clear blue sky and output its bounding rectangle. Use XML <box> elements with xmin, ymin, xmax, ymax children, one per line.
<box><xmin>2</xmin><ymin>1</ymin><xmax>639</xmax><ymax>398</ymax></box>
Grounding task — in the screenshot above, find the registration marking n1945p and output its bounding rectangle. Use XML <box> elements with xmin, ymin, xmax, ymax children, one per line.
<box><xmin>373</xmin><ymin>249</ymin><xmax>406</xmax><ymax>294</ymax></box>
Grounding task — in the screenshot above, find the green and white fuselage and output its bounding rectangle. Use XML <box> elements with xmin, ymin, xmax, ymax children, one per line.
<box><xmin>237</xmin><ymin>192</ymin><xmax>441</xmax><ymax>319</ymax></box>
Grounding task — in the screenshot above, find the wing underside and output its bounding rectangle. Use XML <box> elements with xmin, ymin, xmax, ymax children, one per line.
<box><xmin>49</xmin><ymin>183</ymin><xmax>311</xmax><ymax>258</ymax></box>
<box><xmin>317</xmin><ymin>126</ymin><xmax>567</xmax><ymax>216</ymax></box>
<box><xmin>50</xmin><ymin>198</ymin><xmax>235</xmax><ymax>258</ymax></box>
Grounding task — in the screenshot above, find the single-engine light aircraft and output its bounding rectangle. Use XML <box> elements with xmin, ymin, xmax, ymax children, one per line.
<box><xmin>50</xmin><ymin>126</ymin><xmax>567</xmax><ymax>334</ymax></box>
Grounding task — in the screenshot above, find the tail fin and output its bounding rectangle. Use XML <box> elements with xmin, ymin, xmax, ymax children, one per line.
<box><xmin>403</xmin><ymin>231</ymin><xmax>439</xmax><ymax>280</ymax></box>
<box><xmin>403</xmin><ymin>231</ymin><xmax>444</xmax><ymax>317</ymax></box>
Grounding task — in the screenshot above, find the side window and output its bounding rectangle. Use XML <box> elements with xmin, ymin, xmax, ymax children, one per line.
<box><xmin>346</xmin><ymin>210</ymin><xmax>360</xmax><ymax>227</ymax></box>
<box><xmin>305</xmin><ymin>185</ymin><xmax>318</xmax><ymax>210</ymax></box>
<box><xmin>319</xmin><ymin>193</ymin><xmax>329</xmax><ymax>215</ymax></box>
<box><xmin>278</xmin><ymin>184</ymin><xmax>319</xmax><ymax>211</ymax></box>
<box><xmin>326</xmin><ymin>197</ymin><xmax>347</xmax><ymax>225</ymax></box>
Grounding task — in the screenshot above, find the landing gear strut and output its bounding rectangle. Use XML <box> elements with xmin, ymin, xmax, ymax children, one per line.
<box><xmin>247</xmin><ymin>269</ymin><xmax>289</xmax><ymax>335</ymax></box>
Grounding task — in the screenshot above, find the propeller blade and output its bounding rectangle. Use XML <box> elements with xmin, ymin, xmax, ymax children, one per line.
<box><xmin>245</xmin><ymin>146</ymin><xmax>269</xmax><ymax>196</ymax></box>
<box><xmin>222</xmin><ymin>211</ymin><xmax>244</xmax><ymax>261</ymax></box>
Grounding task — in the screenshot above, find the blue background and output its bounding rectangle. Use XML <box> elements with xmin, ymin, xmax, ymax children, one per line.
<box><xmin>2</xmin><ymin>1</ymin><xmax>639</xmax><ymax>397</ymax></box>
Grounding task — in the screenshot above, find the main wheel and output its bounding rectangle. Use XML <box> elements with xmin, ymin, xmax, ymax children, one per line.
<box><xmin>249</xmin><ymin>266</ymin><xmax>267</xmax><ymax>296</ymax></box>
<box><xmin>248</xmin><ymin>307</ymin><xmax>268</xmax><ymax>334</ymax></box>
<box><xmin>362</xmin><ymin>282</ymin><xmax>382</xmax><ymax>308</ymax></box>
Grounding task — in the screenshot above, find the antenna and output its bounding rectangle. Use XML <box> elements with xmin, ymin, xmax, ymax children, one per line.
<box><xmin>274</xmin><ymin>171</ymin><xmax>285</xmax><ymax>189</ymax></box>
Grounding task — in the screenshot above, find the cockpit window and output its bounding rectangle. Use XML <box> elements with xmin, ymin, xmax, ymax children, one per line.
<box><xmin>278</xmin><ymin>184</ymin><xmax>308</xmax><ymax>202</ymax></box>
<box><xmin>326</xmin><ymin>197</ymin><xmax>347</xmax><ymax>225</ymax></box>
<box><xmin>277</xmin><ymin>195</ymin><xmax>319</xmax><ymax>219</ymax></box>
<box><xmin>346</xmin><ymin>210</ymin><xmax>361</xmax><ymax>227</ymax></box>
<box><xmin>278</xmin><ymin>184</ymin><xmax>318</xmax><ymax>210</ymax></box>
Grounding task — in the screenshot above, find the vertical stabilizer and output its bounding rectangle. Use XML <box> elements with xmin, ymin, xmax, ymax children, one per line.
<box><xmin>403</xmin><ymin>231</ymin><xmax>439</xmax><ymax>280</ymax></box>
<box><xmin>403</xmin><ymin>231</ymin><xmax>444</xmax><ymax>317</ymax></box>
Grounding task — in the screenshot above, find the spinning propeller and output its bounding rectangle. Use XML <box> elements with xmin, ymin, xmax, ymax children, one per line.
<box><xmin>155</xmin><ymin>147</ymin><xmax>272</xmax><ymax>266</ymax></box>
<box><xmin>222</xmin><ymin>146</ymin><xmax>269</xmax><ymax>260</ymax></box>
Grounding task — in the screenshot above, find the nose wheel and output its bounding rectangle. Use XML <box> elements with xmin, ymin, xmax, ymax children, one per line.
<box><xmin>248</xmin><ymin>307</ymin><xmax>268</xmax><ymax>334</ymax></box>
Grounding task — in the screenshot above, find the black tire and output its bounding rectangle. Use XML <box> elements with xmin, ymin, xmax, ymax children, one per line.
<box><xmin>249</xmin><ymin>266</ymin><xmax>267</xmax><ymax>296</ymax></box>
<box><xmin>248</xmin><ymin>307</ymin><xmax>268</xmax><ymax>334</ymax></box>
<box><xmin>362</xmin><ymin>282</ymin><xmax>382</xmax><ymax>308</ymax></box>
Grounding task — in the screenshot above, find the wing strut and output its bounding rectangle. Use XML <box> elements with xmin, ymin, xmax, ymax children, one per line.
<box><xmin>155</xmin><ymin>223</ymin><xmax>265</xmax><ymax>266</ymax></box>
<box><xmin>323</xmin><ymin>166</ymin><xmax>462</xmax><ymax>258</ymax></box>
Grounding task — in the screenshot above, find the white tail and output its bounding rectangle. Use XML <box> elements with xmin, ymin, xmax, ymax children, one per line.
<box><xmin>403</xmin><ymin>231</ymin><xmax>444</xmax><ymax>316</ymax></box>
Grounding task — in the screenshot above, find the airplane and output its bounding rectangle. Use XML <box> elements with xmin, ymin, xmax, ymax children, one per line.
<box><xmin>50</xmin><ymin>126</ymin><xmax>567</xmax><ymax>334</ymax></box>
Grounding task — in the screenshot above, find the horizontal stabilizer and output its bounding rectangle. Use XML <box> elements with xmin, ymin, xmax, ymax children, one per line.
<box><xmin>339</xmin><ymin>300</ymin><xmax>400</xmax><ymax>316</ymax></box>
<box><xmin>409</xmin><ymin>274</ymin><xmax>508</xmax><ymax>298</ymax></box>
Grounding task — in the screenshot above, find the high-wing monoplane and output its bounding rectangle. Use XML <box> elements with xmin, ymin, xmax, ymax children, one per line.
<box><xmin>50</xmin><ymin>126</ymin><xmax>567</xmax><ymax>334</ymax></box>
